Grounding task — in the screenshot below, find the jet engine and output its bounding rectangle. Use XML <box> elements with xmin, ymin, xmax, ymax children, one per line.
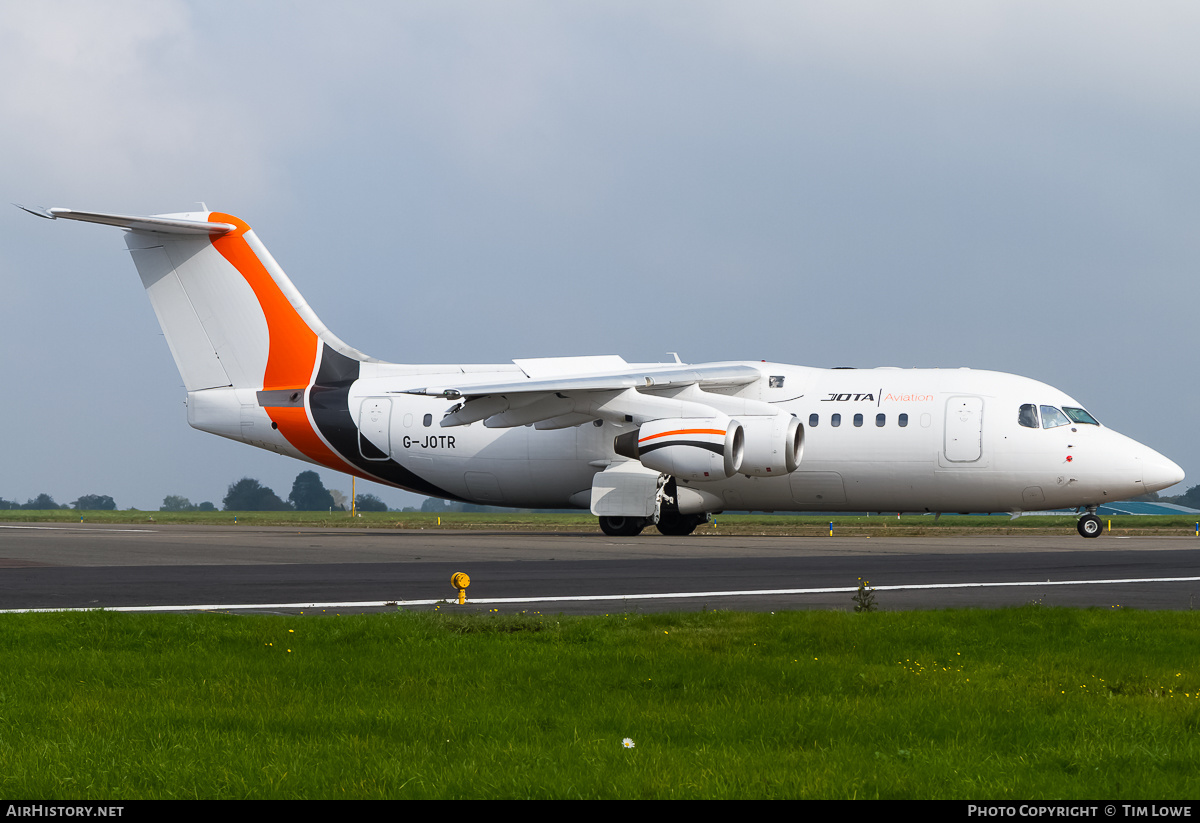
<box><xmin>614</xmin><ymin>414</ymin><xmax>803</xmax><ymax>481</ymax></box>
<box><xmin>736</xmin><ymin>415</ymin><xmax>804</xmax><ymax>476</ymax></box>
<box><xmin>619</xmin><ymin>416</ymin><xmax>741</xmax><ymax>481</ymax></box>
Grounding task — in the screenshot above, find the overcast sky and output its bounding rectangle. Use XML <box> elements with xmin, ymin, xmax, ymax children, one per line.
<box><xmin>1</xmin><ymin>1</ymin><xmax>1197</xmax><ymax>511</ymax></box>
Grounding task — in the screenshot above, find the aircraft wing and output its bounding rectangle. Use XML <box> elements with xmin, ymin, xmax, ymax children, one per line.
<box><xmin>406</xmin><ymin>362</ymin><xmax>761</xmax><ymax>399</ymax></box>
<box><xmin>401</xmin><ymin>360</ymin><xmax>772</xmax><ymax>430</ymax></box>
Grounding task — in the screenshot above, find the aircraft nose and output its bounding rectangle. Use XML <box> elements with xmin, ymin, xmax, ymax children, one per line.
<box><xmin>1140</xmin><ymin>448</ymin><xmax>1185</xmax><ymax>494</ymax></box>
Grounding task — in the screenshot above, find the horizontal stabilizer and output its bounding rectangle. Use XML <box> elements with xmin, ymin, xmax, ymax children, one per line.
<box><xmin>17</xmin><ymin>205</ymin><xmax>235</xmax><ymax>236</ymax></box>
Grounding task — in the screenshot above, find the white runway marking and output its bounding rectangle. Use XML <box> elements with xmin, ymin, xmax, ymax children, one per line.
<box><xmin>2</xmin><ymin>575</ymin><xmax>1199</xmax><ymax>613</ymax></box>
<box><xmin>0</xmin><ymin>525</ymin><xmax>156</xmax><ymax>533</ymax></box>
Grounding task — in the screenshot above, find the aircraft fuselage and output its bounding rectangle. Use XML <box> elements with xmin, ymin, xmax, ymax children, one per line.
<box><xmin>189</xmin><ymin>357</ymin><xmax>1176</xmax><ymax>515</ymax></box>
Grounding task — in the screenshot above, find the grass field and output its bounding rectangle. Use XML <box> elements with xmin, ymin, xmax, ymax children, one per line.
<box><xmin>0</xmin><ymin>607</ymin><xmax>1198</xmax><ymax>799</ymax></box>
<box><xmin>4</xmin><ymin>508</ymin><xmax>1200</xmax><ymax>537</ymax></box>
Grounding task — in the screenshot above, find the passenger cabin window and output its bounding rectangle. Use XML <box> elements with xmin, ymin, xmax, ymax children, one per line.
<box><xmin>809</xmin><ymin>413</ymin><xmax>818</xmax><ymax>427</ymax></box>
<box><xmin>1039</xmin><ymin>405</ymin><xmax>1070</xmax><ymax>429</ymax></box>
<box><xmin>1018</xmin><ymin>404</ymin><xmax>1039</xmax><ymax>428</ymax></box>
<box><xmin>423</xmin><ymin>413</ymin><xmax>433</xmax><ymax>427</ymax></box>
<box><xmin>1063</xmin><ymin>407</ymin><xmax>1099</xmax><ymax>426</ymax></box>
<box><xmin>853</xmin><ymin>413</ymin><xmax>863</xmax><ymax>427</ymax></box>
<box><xmin>831</xmin><ymin>413</ymin><xmax>841</xmax><ymax>427</ymax></box>
<box><xmin>898</xmin><ymin>413</ymin><xmax>908</xmax><ymax>427</ymax></box>
<box><xmin>876</xmin><ymin>413</ymin><xmax>885</xmax><ymax>427</ymax></box>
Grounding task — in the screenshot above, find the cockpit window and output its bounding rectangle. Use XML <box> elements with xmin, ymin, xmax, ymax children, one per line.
<box><xmin>1063</xmin><ymin>407</ymin><xmax>1100</xmax><ymax>426</ymax></box>
<box><xmin>1039</xmin><ymin>405</ymin><xmax>1071</xmax><ymax>429</ymax></box>
<box><xmin>1018</xmin><ymin>404</ymin><xmax>1039</xmax><ymax>428</ymax></box>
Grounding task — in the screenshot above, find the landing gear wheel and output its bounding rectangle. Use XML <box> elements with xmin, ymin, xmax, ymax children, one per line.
<box><xmin>1077</xmin><ymin>513</ymin><xmax>1102</xmax><ymax>538</ymax></box>
<box><xmin>655</xmin><ymin>513</ymin><xmax>704</xmax><ymax>536</ymax></box>
<box><xmin>599</xmin><ymin>516</ymin><xmax>645</xmax><ymax>537</ymax></box>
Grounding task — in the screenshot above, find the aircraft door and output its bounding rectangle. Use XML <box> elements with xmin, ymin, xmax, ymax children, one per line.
<box><xmin>944</xmin><ymin>396</ymin><xmax>983</xmax><ymax>463</ymax></box>
<box><xmin>358</xmin><ymin>398</ymin><xmax>392</xmax><ymax>461</ymax></box>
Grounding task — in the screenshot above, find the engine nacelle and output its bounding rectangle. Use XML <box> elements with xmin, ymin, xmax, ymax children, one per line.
<box><xmin>733</xmin><ymin>415</ymin><xmax>803</xmax><ymax>477</ymax></box>
<box><xmin>631</xmin><ymin>417</ymin><xmax>742</xmax><ymax>481</ymax></box>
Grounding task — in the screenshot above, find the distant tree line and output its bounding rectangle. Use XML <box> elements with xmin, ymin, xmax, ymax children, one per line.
<box><xmin>217</xmin><ymin>471</ymin><xmax>389</xmax><ymax>512</ymax></box>
<box><xmin>1138</xmin><ymin>485</ymin><xmax>1200</xmax><ymax>509</ymax></box>
<box><xmin>161</xmin><ymin>496</ymin><xmax>217</xmax><ymax>512</ymax></box>
<box><xmin>418</xmin><ymin>498</ymin><xmax>514</xmax><ymax>514</ymax></box>
<box><xmin>0</xmin><ymin>493</ymin><xmax>117</xmax><ymax>510</ymax></box>
<box><xmin>0</xmin><ymin>470</ymin><xmax>392</xmax><ymax>513</ymax></box>
<box><xmin>155</xmin><ymin>471</ymin><xmax>390</xmax><ymax>512</ymax></box>
<box><xmin>10</xmin><ymin>477</ymin><xmax>1199</xmax><ymax>514</ymax></box>
<box><xmin>1179</xmin><ymin>487</ymin><xmax>1200</xmax><ymax>509</ymax></box>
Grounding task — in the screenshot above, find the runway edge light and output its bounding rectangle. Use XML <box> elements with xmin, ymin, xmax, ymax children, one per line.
<box><xmin>452</xmin><ymin>572</ymin><xmax>471</xmax><ymax>605</ymax></box>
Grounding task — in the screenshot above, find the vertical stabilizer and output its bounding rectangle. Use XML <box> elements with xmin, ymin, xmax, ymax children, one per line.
<box><xmin>39</xmin><ymin>208</ymin><xmax>375</xmax><ymax>392</ymax></box>
<box><xmin>27</xmin><ymin>205</ymin><xmax>461</xmax><ymax>499</ymax></box>
<box><xmin>125</xmin><ymin>221</ymin><xmax>258</xmax><ymax>390</ymax></box>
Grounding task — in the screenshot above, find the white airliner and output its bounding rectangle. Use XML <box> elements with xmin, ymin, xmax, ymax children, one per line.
<box><xmin>23</xmin><ymin>206</ymin><xmax>1184</xmax><ymax>538</ymax></box>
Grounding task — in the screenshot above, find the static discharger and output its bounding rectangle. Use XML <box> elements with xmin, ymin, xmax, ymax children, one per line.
<box><xmin>452</xmin><ymin>572</ymin><xmax>471</xmax><ymax>605</ymax></box>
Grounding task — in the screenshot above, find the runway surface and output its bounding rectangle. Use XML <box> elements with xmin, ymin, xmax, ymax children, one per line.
<box><xmin>1</xmin><ymin>522</ymin><xmax>1199</xmax><ymax>614</ymax></box>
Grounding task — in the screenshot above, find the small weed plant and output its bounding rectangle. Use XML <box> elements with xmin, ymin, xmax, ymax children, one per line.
<box><xmin>853</xmin><ymin>577</ymin><xmax>877</xmax><ymax>612</ymax></box>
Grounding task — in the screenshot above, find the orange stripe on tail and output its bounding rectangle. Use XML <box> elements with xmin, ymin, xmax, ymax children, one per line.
<box><xmin>208</xmin><ymin>213</ymin><xmax>355</xmax><ymax>473</ymax></box>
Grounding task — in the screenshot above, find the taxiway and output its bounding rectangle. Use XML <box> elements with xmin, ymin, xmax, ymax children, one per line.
<box><xmin>1</xmin><ymin>523</ymin><xmax>1198</xmax><ymax>614</ymax></box>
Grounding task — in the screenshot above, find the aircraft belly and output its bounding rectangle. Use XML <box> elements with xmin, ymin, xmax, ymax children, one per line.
<box><xmin>930</xmin><ymin>470</ymin><xmax>1022</xmax><ymax>511</ymax></box>
<box><xmin>690</xmin><ymin>466</ymin><xmax>939</xmax><ymax>513</ymax></box>
<box><xmin>389</xmin><ymin>423</ymin><xmax>597</xmax><ymax>509</ymax></box>
<box><xmin>788</xmin><ymin>471</ymin><xmax>848</xmax><ymax>506</ymax></box>
<box><xmin>841</xmin><ymin>466</ymin><xmax>939</xmax><ymax>511</ymax></box>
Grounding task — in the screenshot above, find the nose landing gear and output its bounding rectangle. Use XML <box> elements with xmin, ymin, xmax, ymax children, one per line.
<box><xmin>1077</xmin><ymin>510</ymin><xmax>1102</xmax><ymax>538</ymax></box>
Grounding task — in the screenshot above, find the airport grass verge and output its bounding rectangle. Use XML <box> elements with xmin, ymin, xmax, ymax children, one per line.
<box><xmin>0</xmin><ymin>607</ymin><xmax>1198</xmax><ymax>798</ymax></box>
<box><xmin>4</xmin><ymin>508</ymin><xmax>1200</xmax><ymax>536</ymax></box>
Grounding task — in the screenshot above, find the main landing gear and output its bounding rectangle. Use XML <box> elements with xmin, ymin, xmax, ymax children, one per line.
<box><xmin>653</xmin><ymin>511</ymin><xmax>709</xmax><ymax>536</ymax></box>
<box><xmin>598</xmin><ymin>516</ymin><xmax>647</xmax><ymax>537</ymax></box>
<box><xmin>598</xmin><ymin>513</ymin><xmax>709</xmax><ymax>537</ymax></box>
<box><xmin>597</xmin><ymin>476</ymin><xmax>712</xmax><ymax>537</ymax></box>
<box><xmin>1077</xmin><ymin>509</ymin><xmax>1102</xmax><ymax>538</ymax></box>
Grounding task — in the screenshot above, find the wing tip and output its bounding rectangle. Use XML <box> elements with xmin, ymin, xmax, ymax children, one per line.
<box><xmin>14</xmin><ymin>203</ymin><xmax>55</xmax><ymax>220</ymax></box>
